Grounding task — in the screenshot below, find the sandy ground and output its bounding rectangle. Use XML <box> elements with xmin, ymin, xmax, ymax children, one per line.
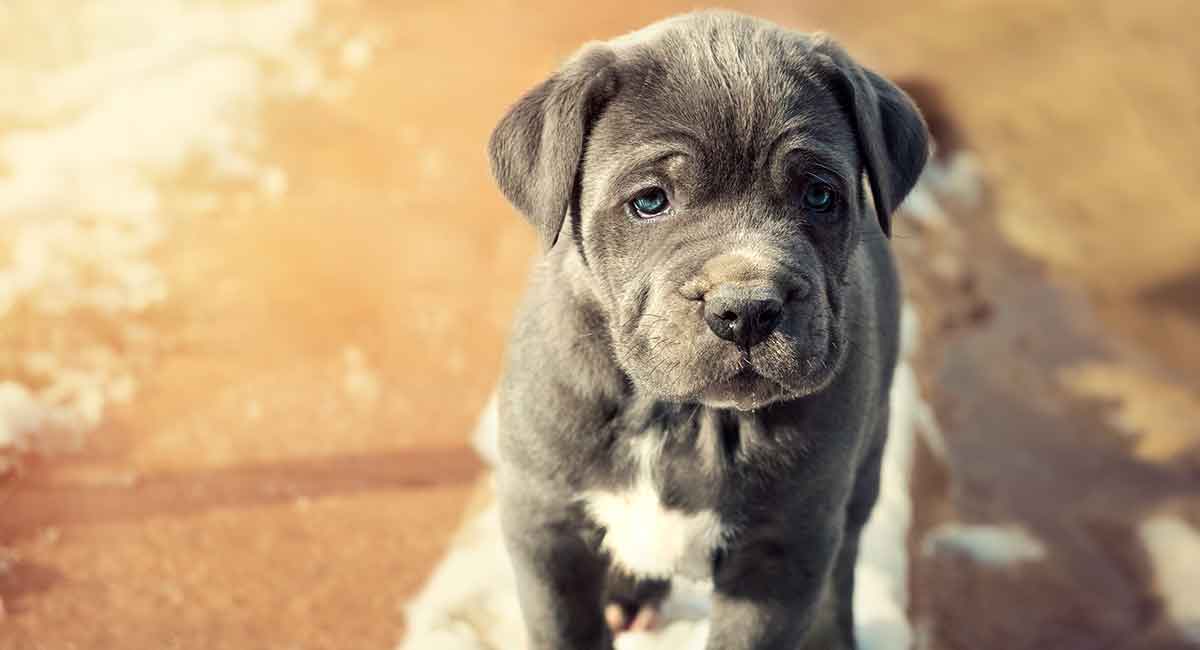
<box><xmin>2</xmin><ymin>0</ymin><xmax>1199</xmax><ymax>648</ymax></box>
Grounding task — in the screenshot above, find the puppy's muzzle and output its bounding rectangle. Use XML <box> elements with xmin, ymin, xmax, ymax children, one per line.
<box><xmin>703</xmin><ymin>285</ymin><xmax>784</xmax><ymax>348</ymax></box>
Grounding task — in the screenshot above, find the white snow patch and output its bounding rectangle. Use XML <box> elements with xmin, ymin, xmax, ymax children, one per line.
<box><xmin>926</xmin><ymin>152</ymin><xmax>985</xmax><ymax>208</ymax></box>
<box><xmin>922</xmin><ymin>523</ymin><xmax>1047</xmax><ymax>567</ymax></box>
<box><xmin>0</xmin><ymin>382</ymin><xmax>45</xmax><ymax>450</ymax></box>
<box><xmin>899</xmin><ymin>151</ymin><xmax>984</xmax><ymax>226</ymax></box>
<box><xmin>899</xmin><ymin>185</ymin><xmax>947</xmax><ymax>226</ymax></box>
<box><xmin>342</xmin><ymin>346</ymin><xmax>381</xmax><ymax>408</ymax></box>
<box><xmin>340</xmin><ymin>36</ymin><xmax>375</xmax><ymax>71</ymax></box>
<box><xmin>853</xmin><ymin>305</ymin><xmax>925</xmax><ymax>650</ymax></box>
<box><xmin>399</xmin><ymin>305</ymin><xmax>928</xmax><ymax>650</ymax></box>
<box><xmin>0</xmin><ymin>0</ymin><xmax>317</xmax><ymax>451</ymax></box>
<box><xmin>471</xmin><ymin>393</ymin><xmax>501</xmax><ymax>466</ymax></box>
<box><xmin>419</xmin><ymin>149</ymin><xmax>447</xmax><ymax>181</ymax></box>
<box><xmin>259</xmin><ymin>166</ymin><xmax>290</xmax><ymax>201</ymax></box>
<box><xmin>1140</xmin><ymin>515</ymin><xmax>1200</xmax><ymax>643</ymax></box>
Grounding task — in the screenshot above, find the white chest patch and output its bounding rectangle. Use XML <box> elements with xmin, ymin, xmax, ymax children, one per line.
<box><xmin>582</xmin><ymin>438</ymin><xmax>729</xmax><ymax>580</ymax></box>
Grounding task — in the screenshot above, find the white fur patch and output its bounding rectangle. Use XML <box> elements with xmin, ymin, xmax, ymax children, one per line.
<box><xmin>583</xmin><ymin>436</ymin><xmax>728</xmax><ymax>580</ymax></box>
<box><xmin>584</xmin><ymin>483</ymin><xmax>727</xmax><ymax>580</ymax></box>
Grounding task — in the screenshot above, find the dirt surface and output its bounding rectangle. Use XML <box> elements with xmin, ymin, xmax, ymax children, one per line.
<box><xmin>896</xmin><ymin>196</ymin><xmax>1200</xmax><ymax>649</ymax></box>
<box><xmin>2</xmin><ymin>1</ymin><xmax>1199</xmax><ymax>649</ymax></box>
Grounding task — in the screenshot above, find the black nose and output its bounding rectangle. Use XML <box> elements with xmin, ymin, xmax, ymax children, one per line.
<box><xmin>703</xmin><ymin>288</ymin><xmax>785</xmax><ymax>348</ymax></box>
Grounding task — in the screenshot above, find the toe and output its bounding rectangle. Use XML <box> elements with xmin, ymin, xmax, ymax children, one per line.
<box><xmin>605</xmin><ymin>603</ymin><xmax>628</xmax><ymax>633</ymax></box>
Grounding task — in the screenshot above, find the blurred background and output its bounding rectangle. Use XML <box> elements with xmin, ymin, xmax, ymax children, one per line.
<box><xmin>1</xmin><ymin>1</ymin><xmax>1198</xmax><ymax>648</ymax></box>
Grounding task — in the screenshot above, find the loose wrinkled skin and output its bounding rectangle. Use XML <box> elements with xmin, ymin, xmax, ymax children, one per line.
<box><xmin>488</xmin><ymin>11</ymin><xmax>928</xmax><ymax>650</ymax></box>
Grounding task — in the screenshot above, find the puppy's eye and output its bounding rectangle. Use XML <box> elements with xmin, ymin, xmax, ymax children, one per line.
<box><xmin>630</xmin><ymin>187</ymin><xmax>670</xmax><ymax>218</ymax></box>
<box><xmin>802</xmin><ymin>182</ymin><xmax>837</xmax><ymax>213</ymax></box>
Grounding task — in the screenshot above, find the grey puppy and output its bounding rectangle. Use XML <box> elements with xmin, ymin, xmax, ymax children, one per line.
<box><xmin>488</xmin><ymin>11</ymin><xmax>928</xmax><ymax>650</ymax></box>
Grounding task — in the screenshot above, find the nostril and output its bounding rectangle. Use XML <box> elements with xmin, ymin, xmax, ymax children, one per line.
<box><xmin>758</xmin><ymin>305</ymin><xmax>782</xmax><ymax>328</ymax></box>
<box><xmin>787</xmin><ymin>279</ymin><xmax>814</xmax><ymax>303</ymax></box>
<box><xmin>719</xmin><ymin>310</ymin><xmax>739</xmax><ymax>322</ymax></box>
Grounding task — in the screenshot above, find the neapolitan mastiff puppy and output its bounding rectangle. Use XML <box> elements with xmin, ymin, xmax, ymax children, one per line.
<box><xmin>488</xmin><ymin>10</ymin><xmax>928</xmax><ymax>650</ymax></box>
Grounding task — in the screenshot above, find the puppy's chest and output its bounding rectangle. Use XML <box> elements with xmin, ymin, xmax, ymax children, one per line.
<box><xmin>581</xmin><ymin>434</ymin><xmax>731</xmax><ymax>580</ymax></box>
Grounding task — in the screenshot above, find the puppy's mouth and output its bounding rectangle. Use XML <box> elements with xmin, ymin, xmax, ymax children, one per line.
<box><xmin>694</xmin><ymin>330</ymin><xmax>842</xmax><ymax>410</ymax></box>
<box><xmin>697</xmin><ymin>364</ymin><xmax>786</xmax><ymax>411</ymax></box>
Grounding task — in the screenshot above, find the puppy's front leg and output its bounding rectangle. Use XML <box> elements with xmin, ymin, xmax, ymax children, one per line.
<box><xmin>499</xmin><ymin>481</ymin><xmax>612</xmax><ymax>650</ymax></box>
<box><xmin>706</xmin><ymin>522</ymin><xmax>845</xmax><ymax>650</ymax></box>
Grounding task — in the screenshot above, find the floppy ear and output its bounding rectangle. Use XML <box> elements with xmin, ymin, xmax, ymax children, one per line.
<box><xmin>816</xmin><ymin>41</ymin><xmax>930</xmax><ymax>237</ymax></box>
<box><xmin>488</xmin><ymin>45</ymin><xmax>620</xmax><ymax>251</ymax></box>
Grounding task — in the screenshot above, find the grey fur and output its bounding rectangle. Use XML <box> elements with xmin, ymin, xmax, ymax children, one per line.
<box><xmin>487</xmin><ymin>11</ymin><xmax>928</xmax><ymax>650</ymax></box>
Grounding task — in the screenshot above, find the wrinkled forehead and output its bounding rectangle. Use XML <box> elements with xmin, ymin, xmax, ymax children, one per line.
<box><xmin>591</xmin><ymin>18</ymin><xmax>859</xmax><ymax>185</ymax></box>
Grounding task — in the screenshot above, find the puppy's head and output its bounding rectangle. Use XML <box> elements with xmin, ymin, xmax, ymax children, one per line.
<box><xmin>490</xmin><ymin>11</ymin><xmax>928</xmax><ymax>410</ymax></box>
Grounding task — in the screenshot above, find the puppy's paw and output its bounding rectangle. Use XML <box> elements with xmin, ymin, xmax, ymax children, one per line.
<box><xmin>604</xmin><ymin>567</ymin><xmax>670</xmax><ymax>634</ymax></box>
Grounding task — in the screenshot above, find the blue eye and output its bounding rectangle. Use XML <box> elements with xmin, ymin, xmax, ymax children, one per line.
<box><xmin>631</xmin><ymin>188</ymin><xmax>670</xmax><ymax>218</ymax></box>
<box><xmin>802</xmin><ymin>182</ymin><xmax>836</xmax><ymax>212</ymax></box>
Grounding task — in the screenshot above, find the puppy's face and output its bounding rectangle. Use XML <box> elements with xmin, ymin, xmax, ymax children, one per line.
<box><xmin>582</xmin><ymin>48</ymin><xmax>861</xmax><ymax>410</ymax></box>
<box><xmin>490</xmin><ymin>12</ymin><xmax>928</xmax><ymax>410</ymax></box>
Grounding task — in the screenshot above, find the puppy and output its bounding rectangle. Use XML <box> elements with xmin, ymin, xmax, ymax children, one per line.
<box><xmin>488</xmin><ymin>11</ymin><xmax>928</xmax><ymax>650</ymax></box>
